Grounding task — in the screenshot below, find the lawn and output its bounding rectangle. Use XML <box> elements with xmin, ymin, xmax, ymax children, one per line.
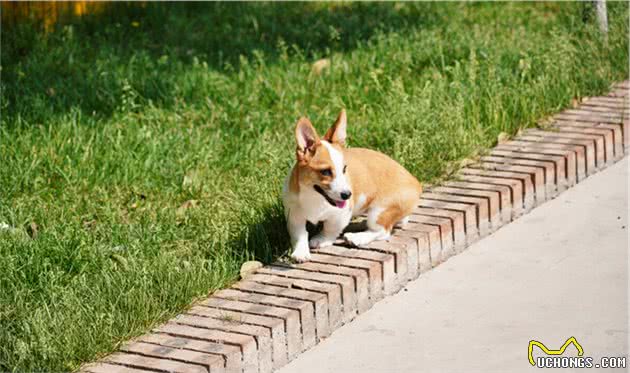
<box><xmin>1</xmin><ymin>2</ymin><xmax>628</xmax><ymax>371</ymax></box>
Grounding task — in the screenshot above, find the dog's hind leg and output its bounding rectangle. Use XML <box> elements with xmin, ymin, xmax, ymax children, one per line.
<box><xmin>343</xmin><ymin>205</ymin><xmax>399</xmax><ymax>246</ymax></box>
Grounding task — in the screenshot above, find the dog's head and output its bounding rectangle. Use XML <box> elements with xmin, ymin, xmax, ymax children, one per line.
<box><xmin>294</xmin><ymin>109</ymin><xmax>352</xmax><ymax>207</ymax></box>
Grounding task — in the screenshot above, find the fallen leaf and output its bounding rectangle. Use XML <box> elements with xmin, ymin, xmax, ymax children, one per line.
<box><xmin>83</xmin><ymin>219</ymin><xmax>97</xmax><ymax>229</ymax></box>
<box><xmin>571</xmin><ymin>98</ymin><xmax>579</xmax><ymax>108</ymax></box>
<box><xmin>311</xmin><ymin>58</ymin><xmax>330</xmax><ymax>75</ymax></box>
<box><xmin>240</xmin><ymin>261</ymin><xmax>263</xmax><ymax>279</ymax></box>
<box><xmin>176</xmin><ymin>199</ymin><xmax>199</xmax><ymax>218</ymax></box>
<box><xmin>26</xmin><ymin>222</ymin><xmax>38</xmax><ymax>239</ymax></box>
<box><xmin>110</xmin><ymin>253</ymin><xmax>129</xmax><ymax>270</ymax></box>
<box><xmin>459</xmin><ymin>158</ymin><xmax>477</xmax><ymax>168</ymax></box>
<box><xmin>497</xmin><ymin>132</ymin><xmax>510</xmax><ymax>144</ymax></box>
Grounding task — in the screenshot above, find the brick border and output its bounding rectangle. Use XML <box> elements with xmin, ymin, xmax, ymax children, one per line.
<box><xmin>81</xmin><ymin>81</ymin><xmax>629</xmax><ymax>373</ymax></box>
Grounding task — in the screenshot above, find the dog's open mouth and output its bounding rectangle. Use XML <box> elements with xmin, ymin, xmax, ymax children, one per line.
<box><xmin>314</xmin><ymin>185</ymin><xmax>347</xmax><ymax>209</ymax></box>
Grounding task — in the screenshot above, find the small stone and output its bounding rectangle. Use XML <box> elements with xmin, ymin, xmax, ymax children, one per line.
<box><xmin>240</xmin><ymin>261</ymin><xmax>263</xmax><ymax>279</ymax></box>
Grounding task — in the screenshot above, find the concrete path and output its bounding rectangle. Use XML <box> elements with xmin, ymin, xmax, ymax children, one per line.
<box><xmin>279</xmin><ymin>158</ymin><xmax>629</xmax><ymax>373</ymax></box>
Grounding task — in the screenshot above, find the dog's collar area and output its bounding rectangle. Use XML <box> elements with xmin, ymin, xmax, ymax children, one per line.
<box><xmin>314</xmin><ymin>185</ymin><xmax>340</xmax><ymax>208</ymax></box>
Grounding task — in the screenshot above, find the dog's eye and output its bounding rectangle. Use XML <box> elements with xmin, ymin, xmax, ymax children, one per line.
<box><xmin>320</xmin><ymin>169</ymin><xmax>332</xmax><ymax>177</ymax></box>
<box><xmin>343</xmin><ymin>165</ymin><xmax>347</xmax><ymax>174</ymax></box>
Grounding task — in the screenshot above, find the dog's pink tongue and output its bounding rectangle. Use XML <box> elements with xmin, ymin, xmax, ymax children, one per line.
<box><xmin>336</xmin><ymin>200</ymin><xmax>347</xmax><ymax>209</ymax></box>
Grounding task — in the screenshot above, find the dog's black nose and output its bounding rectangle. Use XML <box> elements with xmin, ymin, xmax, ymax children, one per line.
<box><xmin>340</xmin><ymin>191</ymin><xmax>352</xmax><ymax>200</ymax></box>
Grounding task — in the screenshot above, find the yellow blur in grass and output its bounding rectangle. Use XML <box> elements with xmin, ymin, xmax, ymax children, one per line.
<box><xmin>0</xmin><ymin>1</ymin><xmax>145</xmax><ymax>32</ymax></box>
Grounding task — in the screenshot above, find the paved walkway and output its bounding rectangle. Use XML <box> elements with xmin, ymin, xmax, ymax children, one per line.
<box><xmin>279</xmin><ymin>157</ymin><xmax>629</xmax><ymax>373</ymax></box>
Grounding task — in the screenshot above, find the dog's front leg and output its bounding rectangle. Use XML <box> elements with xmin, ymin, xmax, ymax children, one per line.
<box><xmin>287</xmin><ymin>212</ymin><xmax>311</xmax><ymax>262</ymax></box>
<box><xmin>309</xmin><ymin>212</ymin><xmax>351</xmax><ymax>249</ymax></box>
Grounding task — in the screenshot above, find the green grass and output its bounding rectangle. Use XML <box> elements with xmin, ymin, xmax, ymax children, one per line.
<box><xmin>1</xmin><ymin>2</ymin><xmax>628</xmax><ymax>371</ymax></box>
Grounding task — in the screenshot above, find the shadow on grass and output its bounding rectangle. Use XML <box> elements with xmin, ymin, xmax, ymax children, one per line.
<box><xmin>3</xmin><ymin>2</ymin><xmax>446</xmax><ymax>124</ymax></box>
<box><xmin>230</xmin><ymin>198</ymin><xmax>372</xmax><ymax>267</ymax></box>
<box><xmin>230</xmin><ymin>202</ymin><xmax>290</xmax><ymax>264</ymax></box>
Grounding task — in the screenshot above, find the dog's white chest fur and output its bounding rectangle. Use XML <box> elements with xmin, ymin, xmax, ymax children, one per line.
<box><xmin>283</xmin><ymin>175</ymin><xmax>351</xmax><ymax>224</ymax></box>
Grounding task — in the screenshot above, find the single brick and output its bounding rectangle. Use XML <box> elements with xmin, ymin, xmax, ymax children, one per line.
<box><xmin>563</xmin><ymin>109</ymin><xmax>625</xmax><ymax>121</ymax></box>
<box><xmin>120</xmin><ymin>341</ymin><xmax>224</xmax><ymax>373</ymax></box>
<box><xmin>577</xmin><ymin>104</ymin><xmax>626</xmax><ymax>114</ymax></box>
<box><xmin>104</xmin><ymin>352</ymin><xmax>207</xmax><ymax>373</ymax></box>
<box><xmin>422</xmin><ymin>191</ymin><xmax>494</xmax><ymax>235</ymax></box>
<box><xmin>406</xmin><ymin>213</ymin><xmax>462</xmax><ymax>254</ymax></box>
<box><xmin>394</xmin><ymin>228</ymin><xmax>432</xmax><ymax>271</ymax></box>
<box><xmin>245</xmin><ymin>273</ymin><xmax>343</xmax><ymax>332</ymax></box>
<box><xmin>583</xmin><ymin>97</ymin><xmax>628</xmax><ymax>108</ymax></box>
<box><xmin>400</xmin><ymin>222</ymin><xmax>442</xmax><ymax>266</ymax></box>
<box><xmin>518</xmin><ymin>133</ymin><xmax>601</xmax><ymax>171</ymax></box>
<box><xmin>624</xmin><ymin>119</ymin><xmax>629</xmax><ymax>150</ymax></box>
<box><xmin>308</xmin><ymin>253</ymin><xmax>382</xmax><ymax>303</ymax></box>
<box><xmin>555</xmin><ymin>112</ymin><xmax>624</xmax><ymax>124</ymax></box>
<box><xmin>232</xmin><ymin>281</ymin><xmax>329</xmax><ymax>341</ymax></box>
<box><xmin>199</xmin><ymin>297</ymin><xmax>301</xmax><ymax>360</ymax></box>
<box><xmin>496</xmin><ymin>144</ymin><xmax>579</xmax><ymax>185</ymax></box>
<box><xmin>472</xmin><ymin>161</ymin><xmax>548</xmax><ymax>203</ymax></box>
<box><xmin>364</xmin><ymin>236</ymin><xmax>417</xmax><ymax>282</ymax></box>
<box><xmin>172</xmin><ymin>314</ymin><xmax>272</xmax><ymax>373</ymax></box>
<box><xmin>139</xmin><ymin>333</ymin><xmax>241</xmax><ymax>372</ymax></box>
<box><xmin>581</xmin><ymin>101</ymin><xmax>627</xmax><ymax>111</ymax></box>
<box><xmin>257</xmin><ymin>266</ymin><xmax>357</xmax><ymax>323</ymax></box>
<box><xmin>82</xmin><ymin>363</ymin><xmax>156</xmax><ymax>373</ymax></box>
<box><xmin>315</xmin><ymin>245</ymin><xmax>397</xmax><ymax>295</ymax></box>
<box><xmin>459</xmin><ymin>168</ymin><xmax>536</xmax><ymax>210</ymax></box>
<box><xmin>213</xmin><ymin>289</ymin><xmax>316</xmax><ymax>351</ymax></box>
<box><xmin>156</xmin><ymin>323</ymin><xmax>257</xmax><ymax>373</ymax></box>
<box><xmin>185</xmin><ymin>306</ymin><xmax>287</xmax><ymax>369</ymax></box>
<box><xmin>293</xmin><ymin>261</ymin><xmax>371</xmax><ymax>314</ymax></box>
<box><xmin>441</xmin><ymin>181</ymin><xmax>512</xmax><ymax>224</ymax></box>
<box><xmin>417</xmin><ymin>199</ymin><xmax>478</xmax><ymax>241</ymax></box>
<box><xmin>479</xmin><ymin>156</ymin><xmax>557</xmax><ymax>198</ymax></box>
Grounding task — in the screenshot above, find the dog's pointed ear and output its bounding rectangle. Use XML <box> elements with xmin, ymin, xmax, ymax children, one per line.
<box><xmin>295</xmin><ymin>117</ymin><xmax>319</xmax><ymax>164</ymax></box>
<box><xmin>323</xmin><ymin>109</ymin><xmax>347</xmax><ymax>146</ymax></box>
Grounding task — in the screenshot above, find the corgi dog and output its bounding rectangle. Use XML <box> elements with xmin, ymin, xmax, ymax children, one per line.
<box><xmin>282</xmin><ymin>109</ymin><xmax>422</xmax><ymax>262</ymax></box>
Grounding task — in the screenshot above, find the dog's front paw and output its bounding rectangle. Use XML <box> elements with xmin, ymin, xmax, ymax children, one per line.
<box><xmin>343</xmin><ymin>232</ymin><xmax>373</xmax><ymax>247</ymax></box>
<box><xmin>309</xmin><ymin>234</ymin><xmax>334</xmax><ymax>249</ymax></box>
<box><xmin>290</xmin><ymin>244</ymin><xmax>311</xmax><ymax>262</ymax></box>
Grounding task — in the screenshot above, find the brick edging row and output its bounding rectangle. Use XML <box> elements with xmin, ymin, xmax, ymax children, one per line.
<box><xmin>81</xmin><ymin>81</ymin><xmax>629</xmax><ymax>373</ymax></box>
